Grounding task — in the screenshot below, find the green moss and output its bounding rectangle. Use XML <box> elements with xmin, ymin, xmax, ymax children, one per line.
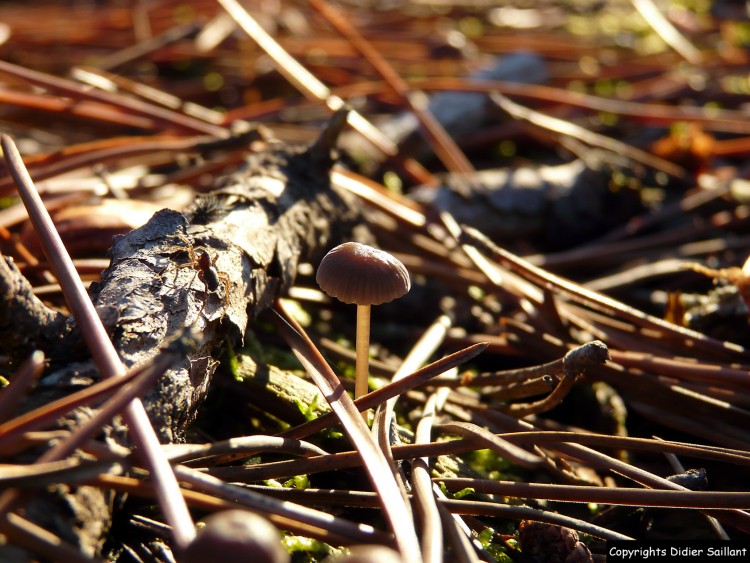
<box><xmin>282</xmin><ymin>536</ymin><xmax>337</xmax><ymax>562</ymax></box>
<box><xmin>0</xmin><ymin>196</ymin><xmax>18</xmax><ymax>210</ymax></box>
<box><xmin>283</xmin><ymin>474</ymin><xmax>310</xmax><ymax>489</ymax></box>
<box><xmin>465</xmin><ymin>448</ymin><xmax>516</xmax><ymax>480</ymax></box>
<box><xmin>294</xmin><ymin>394</ymin><xmax>321</xmax><ymax>422</ymax></box>
<box><xmin>241</xmin><ymin>329</ymin><xmax>304</xmax><ymax>373</ymax></box>
<box><xmin>477</xmin><ymin>527</ymin><xmax>515</xmax><ymax>562</ymax></box>
<box><xmin>226</xmin><ymin>342</ymin><xmax>239</xmax><ymax>380</ymax></box>
<box><xmin>452</xmin><ymin>487</ymin><xmax>476</xmax><ymax>500</ymax></box>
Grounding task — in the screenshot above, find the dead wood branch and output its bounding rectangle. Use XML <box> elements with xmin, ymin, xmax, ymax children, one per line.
<box><xmin>0</xmin><ymin>113</ymin><xmax>361</xmax><ymax>556</ymax></box>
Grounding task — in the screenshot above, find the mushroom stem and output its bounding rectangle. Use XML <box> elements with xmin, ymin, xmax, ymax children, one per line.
<box><xmin>355</xmin><ymin>304</ymin><xmax>372</xmax><ymax>400</ymax></box>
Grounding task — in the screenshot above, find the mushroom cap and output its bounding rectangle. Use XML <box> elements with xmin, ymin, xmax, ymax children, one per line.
<box><xmin>316</xmin><ymin>242</ymin><xmax>411</xmax><ymax>306</ymax></box>
<box><xmin>181</xmin><ymin>510</ymin><xmax>289</xmax><ymax>563</ymax></box>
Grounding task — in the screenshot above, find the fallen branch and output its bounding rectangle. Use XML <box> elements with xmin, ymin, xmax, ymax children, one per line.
<box><xmin>0</xmin><ymin>112</ymin><xmax>361</xmax><ymax>556</ymax></box>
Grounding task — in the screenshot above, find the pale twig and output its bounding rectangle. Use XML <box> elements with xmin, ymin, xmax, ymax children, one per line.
<box><xmin>372</xmin><ymin>314</ymin><xmax>452</xmax><ymax>523</ymax></box>
<box><xmin>172</xmin><ymin>465</ymin><xmax>390</xmax><ymax>546</ymax></box>
<box><xmin>217</xmin><ymin>0</ymin><xmax>397</xmax><ymax>157</ymax></box>
<box><xmin>373</xmin><ymin>315</ymin><xmax>452</xmax><ymax>424</ymax></box>
<box><xmin>71</xmin><ymin>66</ymin><xmax>225</xmax><ymax>125</ymax></box>
<box><xmin>413</xmin><ymin>385</ymin><xmax>485</xmax><ymax>562</ymax></box>
<box><xmin>237</xmin><ymin>485</ymin><xmax>633</xmax><ymax>541</ymax></box>
<box><xmin>332</xmin><ymin>169</ymin><xmax>427</xmax><ymax>228</ymax></box>
<box><xmin>92</xmin><ymin>22</ymin><xmax>201</xmax><ymax>72</ymax></box>
<box><xmin>631</xmin><ymin>0</ymin><xmax>703</xmax><ymax>64</ymax></box>
<box><xmin>0</xmin><ymin>458</ymin><xmax>120</xmax><ymax>489</ymax></box>
<box><xmin>163</xmin><ymin>435</ymin><xmax>328</xmax><ymax>465</ymax></box>
<box><xmin>201</xmin><ymin>430</ymin><xmax>750</xmax><ymax>484</ymax></box>
<box><xmin>490</xmin><ymin>90</ymin><xmax>686</xmax><ymax>178</ymax></box>
<box><xmin>412</xmin><ymin>391</ymin><xmax>446</xmax><ymax>563</ymax></box>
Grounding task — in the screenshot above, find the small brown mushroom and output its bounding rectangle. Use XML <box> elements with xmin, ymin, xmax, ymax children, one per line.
<box><xmin>316</xmin><ymin>242</ymin><xmax>410</xmax><ymax>400</ymax></box>
<box><xmin>181</xmin><ymin>510</ymin><xmax>289</xmax><ymax>563</ymax></box>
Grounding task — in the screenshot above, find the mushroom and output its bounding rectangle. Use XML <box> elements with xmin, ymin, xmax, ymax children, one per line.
<box><xmin>181</xmin><ymin>510</ymin><xmax>289</xmax><ymax>563</ymax></box>
<box><xmin>316</xmin><ymin>242</ymin><xmax>411</xmax><ymax>400</ymax></box>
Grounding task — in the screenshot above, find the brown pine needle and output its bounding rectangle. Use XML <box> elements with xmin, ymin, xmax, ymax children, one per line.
<box><xmin>490</xmin><ymin>90</ymin><xmax>686</xmax><ymax>178</ymax></box>
<box><xmin>0</xmin><ymin>351</ymin><xmax>44</xmax><ymax>424</ymax></box>
<box><xmin>217</xmin><ymin>0</ymin><xmax>398</xmax><ymax>157</ymax></box>
<box><xmin>281</xmin><ymin>341</ymin><xmax>488</xmax><ymax>441</ymax></box>
<box><xmin>309</xmin><ymin>0</ymin><xmax>474</xmax><ymax>176</ymax></box>
<box><xmin>272</xmin><ymin>301</ymin><xmax>422</xmax><ymax>563</ymax></box>
<box><xmin>448</xmin><ymin>216</ymin><xmax>747</xmax><ymax>359</ymax></box>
